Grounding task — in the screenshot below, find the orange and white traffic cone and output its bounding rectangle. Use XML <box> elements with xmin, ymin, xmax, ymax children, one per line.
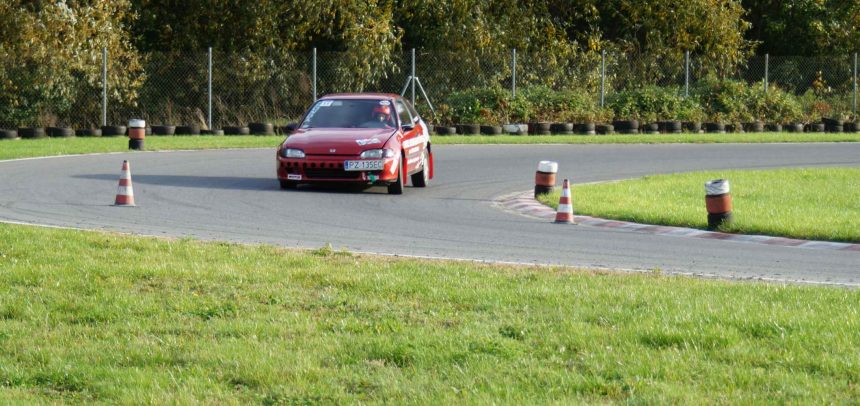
<box><xmin>554</xmin><ymin>179</ymin><xmax>574</xmax><ymax>224</ymax></box>
<box><xmin>114</xmin><ymin>160</ymin><xmax>135</xmax><ymax>206</ymax></box>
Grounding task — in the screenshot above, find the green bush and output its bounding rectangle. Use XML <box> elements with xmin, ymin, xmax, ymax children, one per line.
<box><xmin>691</xmin><ymin>78</ymin><xmax>753</xmax><ymax>122</ymax></box>
<box><xmin>692</xmin><ymin>77</ymin><xmax>804</xmax><ymax>123</ymax></box>
<box><xmin>441</xmin><ymin>87</ymin><xmax>530</xmax><ymax>125</ymax></box>
<box><xmin>607</xmin><ymin>86</ymin><xmax>704</xmax><ymax>122</ymax></box>
<box><xmin>754</xmin><ymin>86</ymin><xmax>804</xmax><ymax>123</ymax></box>
<box><xmin>520</xmin><ymin>85</ymin><xmax>600</xmax><ymax>122</ymax></box>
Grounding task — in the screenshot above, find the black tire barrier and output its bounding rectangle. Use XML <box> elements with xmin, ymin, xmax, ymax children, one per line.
<box><xmin>643</xmin><ymin>122</ymin><xmax>659</xmax><ymax>134</ymax></box>
<box><xmin>248</xmin><ymin>122</ymin><xmax>274</xmax><ymax>135</ymax></box>
<box><xmin>201</xmin><ymin>129</ymin><xmax>224</xmax><ymax>136</ymax></box>
<box><xmin>18</xmin><ymin>127</ymin><xmax>46</xmax><ymax>139</ymax></box>
<box><xmin>705</xmin><ymin>179</ymin><xmax>733</xmax><ymax>231</ymax></box>
<box><xmin>707</xmin><ymin>212</ymin><xmax>733</xmax><ymax>231</ymax></box>
<box><xmin>807</xmin><ymin>123</ymin><xmax>825</xmax><ymax>133</ymax></box>
<box><xmin>152</xmin><ymin>125</ymin><xmax>176</xmax><ymax>136</ymax></box>
<box><xmin>48</xmin><ymin>127</ymin><xmax>74</xmax><ymax>138</ymax></box>
<box><xmin>704</xmin><ymin>122</ymin><xmax>725</xmax><ymax>133</ymax></box>
<box><xmin>844</xmin><ymin>122</ymin><xmax>859</xmax><ymax>133</ymax></box>
<box><xmin>612</xmin><ymin>120</ymin><xmax>639</xmax><ymax>134</ymax></box>
<box><xmin>766</xmin><ymin>123</ymin><xmax>782</xmax><ymax>132</ymax></box>
<box><xmin>76</xmin><ymin>128</ymin><xmax>102</xmax><ymax>137</ymax></box>
<box><xmin>535</xmin><ymin>161</ymin><xmax>558</xmax><ymax>199</ymax></box>
<box><xmin>683</xmin><ymin>121</ymin><xmax>702</xmax><ymax>133</ymax></box>
<box><xmin>434</xmin><ymin>126</ymin><xmax>456</xmax><ymax>135</ymax></box>
<box><xmin>577</xmin><ymin>123</ymin><xmax>595</xmax><ymax>135</ymax></box>
<box><xmin>549</xmin><ymin>123</ymin><xmax>572</xmax><ymax>134</ymax></box>
<box><xmin>0</xmin><ymin>129</ymin><xmax>18</xmax><ymax>140</ymax></box>
<box><xmin>743</xmin><ymin>121</ymin><xmax>765</xmax><ymax>132</ymax></box>
<box><xmin>527</xmin><ymin>122</ymin><xmax>552</xmax><ymax>135</ymax></box>
<box><xmin>725</xmin><ymin>123</ymin><xmax>743</xmax><ymax>133</ymax></box>
<box><xmin>176</xmin><ymin>125</ymin><xmax>200</xmax><ymax>135</ymax></box>
<box><xmin>456</xmin><ymin>124</ymin><xmax>480</xmax><ymax>135</ymax></box>
<box><xmin>822</xmin><ymin>117</ymin><xmax>843</xmax><ymax>129</ymax></box>
<box><xmin>101</xmin><ymin>125</ymin><xmax>127</xmax><ymax>137</ymax></box>
<box><xmin>223</xmin><ymin>126</ymin><xmax>250</xmax><ymax>135</ymax></box>
<box><xmin>128</xmin><ymin>139</ymin><xmax>144</xmax><ymax>150</ymax></box>
<box><xmin>480</xmin><ymin>125</ymin><xmax>502</xmax><ymax>135</ymax></box>
<box><xmin>596</xmin><ymin>124</ymin><xmax>614</xmax><ymax>135</ymax></box>
<box><xmin>659</xmin><ymin>121</ymin><xmax>683</xmax><ymax>133</ymax></box>
<box><xmin>828</xmin><ymin>125</ymin><xmax>843</xmax><ymax>133</ymax></box>
<box><xmin>788</xmin><ymin>123</ymin><xmax>804</xmax><ymax>133</ymax></box>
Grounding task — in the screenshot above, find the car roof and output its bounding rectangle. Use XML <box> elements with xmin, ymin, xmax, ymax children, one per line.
<box><xmin>319</xmin><ymin>93</ymin><xmax>400</xmax><ymax>100</ymax></box>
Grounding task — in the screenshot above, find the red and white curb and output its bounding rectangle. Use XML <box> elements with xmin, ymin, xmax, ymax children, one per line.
<box><xmin>495</xmin><ymin>191</ymin><xmax>860</xmax><ymax>252</ymax></box>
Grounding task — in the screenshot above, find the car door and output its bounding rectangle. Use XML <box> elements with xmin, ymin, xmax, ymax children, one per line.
<box><xmin>395</xmin><ymin>99</ymin><xmax>426</xmax><ymax>175</ymax></box>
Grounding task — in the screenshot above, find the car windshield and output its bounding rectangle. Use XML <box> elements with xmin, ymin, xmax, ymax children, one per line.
<box><xmin>301</xmin><ymin>99</ymin><xmax>398</xmax><ymax>129</ymax></box>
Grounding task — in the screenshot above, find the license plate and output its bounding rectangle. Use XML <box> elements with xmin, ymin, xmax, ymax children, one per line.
<box><xmin>344</xmin><ymin>160</ymin><xmax>384</xmax><ymax>171</ymax></box>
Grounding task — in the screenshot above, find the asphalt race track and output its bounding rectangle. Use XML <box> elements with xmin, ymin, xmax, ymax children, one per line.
<box><xmin>1</xmin><ymin>143</ymin><xmax>858</xmax><ymax>285</ymax></box>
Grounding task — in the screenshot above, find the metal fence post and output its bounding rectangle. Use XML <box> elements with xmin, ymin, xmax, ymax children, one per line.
<box><xmin>764</xmin><ymin>53</ymin><xmax>769</xmax><ymax>95</ymax></box>
<box><xmin>685</xmin><ymin>50</ymin><xmax>690</xmax><ymax>98</ymax></box>
<box><xmin>512</xmin><ymin>48</ymin><xmax>517</xmax><ymax>98</ymax></box>
<box><xmin>102</xmin><ymin>47</ymin><xmax>107</xmax><ymax>126</ymax></box>
<box><xmin>411</xmin><ymin>48</ymin><xmax>416</xmax><ymax>106</ymax></box>
<box><xmin>854</xmin><ymin>53</ymin><xmax>858</xmax><ymax>115</ymax></box>
<box><xmin>312</xmin><ymin>48</ymin><xmax>317</xmax><ymax>101</ymax></box>
<box><xmin>599</xmin><ymin>50</ymin><xmax>606</xmax><ymax>108</ymax></box>
<box><xmin>207</xmin><ymin>47</ymin><xmax>213</xmax><ymax>130</ymax></box>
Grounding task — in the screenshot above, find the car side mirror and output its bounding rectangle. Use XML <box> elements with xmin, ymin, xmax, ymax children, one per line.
<box><xmin>401</xmin><ymin>124</ymin><xmax>414</xmax><ymax>132</ymax></box>
<box><xmin>285</xmin><ymin>123</ymin><xmax>299</xmax><ymax>134</ymax></box>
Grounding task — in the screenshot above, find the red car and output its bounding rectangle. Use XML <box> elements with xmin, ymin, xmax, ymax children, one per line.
<box><xmin>276</xmin><ymin>93</ymin><xmax>433</xmax><ymax>194</ymax></box>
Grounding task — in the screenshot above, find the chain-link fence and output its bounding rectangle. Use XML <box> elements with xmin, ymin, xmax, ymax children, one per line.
<box><xmin>2</xmin><ymin>49</ymin><xmax>857</xmax><ymax>129</ymax></box>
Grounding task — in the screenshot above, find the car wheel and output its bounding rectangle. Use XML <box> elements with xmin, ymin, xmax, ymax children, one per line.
<box><xmin>411</xmin><ymin>150</ymin><xmax>430</xmax><ymax>187</ymax></box>
<box><xmin>279</xmin><ymin>180</ymin><xmax>297</xmax><ymax>190</ymax></box>
<box><xmin>387</xmin><ymin>154</ymin><xmax>405</xmax><ymax>195</ymax></box>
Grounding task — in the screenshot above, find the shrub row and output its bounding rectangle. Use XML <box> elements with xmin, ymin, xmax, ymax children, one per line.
<box><xmin>0</xmin><ymin>123</ymin><xmax>292</xmax><ymax>140</ymax></box>
<box><xmin>435</xmin><ymin>79</ymin><xmax>853</xmax><ymax>126</ymax></box>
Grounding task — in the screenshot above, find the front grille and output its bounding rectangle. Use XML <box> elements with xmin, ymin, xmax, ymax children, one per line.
<box><xmin>304</xmin><ymin>168</ymin><xmax>362</xmax><ymax>180</ymax></box>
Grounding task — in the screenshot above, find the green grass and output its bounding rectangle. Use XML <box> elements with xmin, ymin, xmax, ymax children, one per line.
<box><xmin>0</xmin><ymin>136</ymin><xmax>285</xmax><ymax>161</ymax></box>
<box><xmin>1</xmin><ymin>222</ymin><xmax>859</xmax><ymax>403</ymax></box>
<box><xmin>434</xmin><ymin>132</ymin><xmax>860</xmax><ymax>144</ymax></box>
<box><xmin>539</xmin><ymin>167</ymin><xmax>860</xmax><ymax>242</ymax></box>
<box><xmin>2</xmin><ymin>132</ymin><xmax>860</xmax><ymax>160</ymax></box>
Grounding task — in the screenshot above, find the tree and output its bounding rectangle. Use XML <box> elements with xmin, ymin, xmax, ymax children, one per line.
<box><xmin>0</xmin><ymin>0</ymin><xmax>142</xmax><ymax>127</ymax></box>
<box><xmin>743</xmin><ymin>0</ymin><xmax>860</xmax><ymax>55</ymax></box>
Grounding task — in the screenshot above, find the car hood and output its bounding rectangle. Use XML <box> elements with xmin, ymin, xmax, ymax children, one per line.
<box><xmin>283</xmin><ymin>128</ymin><xmax>397</xmax><ymax>155</ymax></box>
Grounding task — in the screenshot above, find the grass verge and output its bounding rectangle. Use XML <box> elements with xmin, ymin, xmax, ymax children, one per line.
<box><xmin>538</xmin><ymin>167</ymin><xmax>860</xmax><ymax>242</ymax></box>
<box><xmin>2</xmin><ymin>132</ymin><xmax>860</xmax><ymax>160</ymax></box>
<box><xmin>0</xmin><ymin>136</ymin><xmax>285</xmax><ymax>161</ymax></box>
<box><xmin>434</xmin><ymin>132</ymin><xmax>860</xmax><ymax>144</ymax></box>
<box><xmin>1</xmin><ymin>222</ymin><xmax>858</xmax><ymax>403</ymax></box>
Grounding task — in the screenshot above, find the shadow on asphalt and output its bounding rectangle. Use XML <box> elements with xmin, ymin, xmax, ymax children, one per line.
<box><xmin>73</xmin><ymin>174</ymin><xmax>380</xmax><ymax>194</ymax></box>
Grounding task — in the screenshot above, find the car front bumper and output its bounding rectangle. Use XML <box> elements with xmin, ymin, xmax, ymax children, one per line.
<box><xmin>277</xmin><ymin>155</ymin><xmax>399</xmax><ymax>184</ymax></box>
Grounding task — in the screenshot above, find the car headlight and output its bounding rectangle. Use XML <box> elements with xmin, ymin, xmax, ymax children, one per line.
<box><xmin>360</xmin><ymin>149</ymin><xmax>396</xmax><ymax>159</ymax></box>
<box><xmin>281</xmin><ymin>148</ymin><xmax>305</xmax><ymax>158</ymax></box>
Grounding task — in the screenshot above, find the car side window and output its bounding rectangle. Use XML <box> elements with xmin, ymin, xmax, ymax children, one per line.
<box><xmin>395</xmin><ymin>100</ymin><xmax>412</xmax><ymax>127</ymax></box>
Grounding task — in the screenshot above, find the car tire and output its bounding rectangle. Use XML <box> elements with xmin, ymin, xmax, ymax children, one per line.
<box><xmin>387</xmin><ymin>154</ymin><xmax>405</xmax><ymax>195</ymax></box>
<box><xmin>279</xmin><ymin>180</ymin><xmax>297</xmax><ymax>190</ymax></box>
<box><xmin>411</xmin><ymin>150</ymin><xmax>430</xmax><ymax>187</ymax></box>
